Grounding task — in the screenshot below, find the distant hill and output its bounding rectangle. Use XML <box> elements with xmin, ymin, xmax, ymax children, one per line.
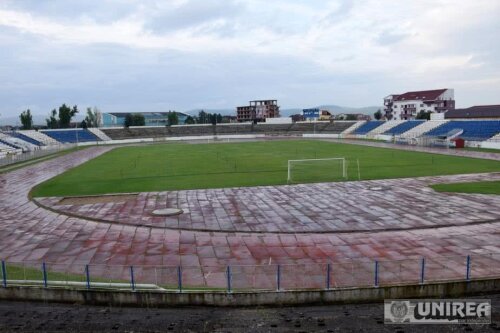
<box><xmin>280</xmin><ymin>105</ymin><xmax>381</xmax><ymax>117</ymax></box>
<box><xmin>187</xmin><ymin>105</ymin><xmax>381</xmax><ymax>118</ymax></box>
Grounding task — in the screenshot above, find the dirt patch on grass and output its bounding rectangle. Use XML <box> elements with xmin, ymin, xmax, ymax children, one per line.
<box><xmin>58</xmin><ymin>194</ymin><xmax>138</xmax><ymax>205</ymax></box>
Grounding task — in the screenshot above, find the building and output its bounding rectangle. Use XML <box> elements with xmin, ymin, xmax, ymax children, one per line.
<box><xmin>236</xmin><ymin>100</ymin><xmax>280</xmax><ymax>122</ymax></box>
<box><xmin>445</xmin><ymin>105</ymin><xmax>500</xmax><ymax>119</ymax></box>
<box><xmin>100</xmin><ymin>111</ymin><xmax>189</xmax><ymax>127</ymax></box>
<box><xmin>384</xmin><ymin>89</ymin><xmax>455</xmax><ymax>120</ymax></box>
<box><xmin>302</xmin><ymin>108</ymin><xmax>332</xmax><ymax>121</ymax></box>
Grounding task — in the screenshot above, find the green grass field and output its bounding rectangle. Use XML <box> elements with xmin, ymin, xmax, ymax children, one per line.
<box><xmin>431</xmin><ymin>180</ymin><xmax>500</xmax><ymax>195</ymax></box>
<box><xmin>31</xmin><ymin>140</ymin><xmax>500</xmax><ymax>197</ymax></box>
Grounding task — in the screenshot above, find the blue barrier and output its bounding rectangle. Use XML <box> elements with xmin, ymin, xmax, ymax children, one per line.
<box><xmin>466</xmin><ymin>255</ymin><xmax>471</xmax><ymax>281</ymax></box>
<box><xmin>1</xmin><ymin>261</ymin><xmax>6</xmax><ymax>288</ymax></box>
<box><xmin>326</xmin><ymin>263</ymin><xmax>331</xmax><ymax>290</ymax></box>
<box><xmin>85</xmin><ymin>265</ymin><xmax>90</xmax><ymax>289</ymax></box>
<box><xmin>420</xmin><ymin>258</ymin><xmax>425</xmax><ymax>284</ymax></box>
<box><xmin>130</xmin><ymin>266</ymin><xmax>135</xmax><ymax>291</ymax></box>
<box><xmin>42</xmin><ymin>262</ymin><xmax>48</xmax><ymax>288</ymax></box>
<box><xmin>177</xmin><ymin>266</ymin><xmax>182</xmax><ymax>293</ymax></box>
<box><xmin>226</xmin><ymin>266</ymin><xmax>232</xmax><ymax>293</ymax></box>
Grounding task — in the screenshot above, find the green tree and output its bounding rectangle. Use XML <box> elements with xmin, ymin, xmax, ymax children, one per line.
<box><xmin>46</xmin><ymin>109</ymin><xmax>59</xmax><ymax>129</ymax></box>
<box><xmin>345</xmin><ymin>114</ymin><xmax>357</xmax><ymax>120</ymax></box>
<box><xmin>374</xmin><ymin>109</ymin><xmax>382</xmax><ymax>120</ymax></box>
<box><xmin>185</xmin><ymin>115</ymin><xmax>195</xmax><ymax>124</ymax></box>
<box><xmin>124</xmin><ymin>114</ymin><xmax>133</xmax><ymax>128</ymax></box>
<box><xmin>19</xmin><ymin>109</ymin><xmax>33</xmax><ymax>130</ymax></box>
<box><xmin>58</xmin><ymin>104</ymin><xmax>79</xmax><ymax>128</ymax></box>
<box><xmin>80</xmin><ymin>120</ymin><xmax>88</xmax><ymax>129</ymax></box>
<box><xmin>167</xmin><ymin>111</ymin><xmax>179</xmax><ymax>126</ymax></box>
<box><xmin>85</xmin><ymin>107</ymin><xmax>101</xmax><ymax>128</ymax></box>
<box><xmin>416</xmin><ymin>110</ymin><xmax>432</xmax><ymax>120</ymax></box>
<box><xmin>132</xmin><ymin>114</ymin><xmax>145</xmax><ymax>126</ymax></box>
<box><xmin>198</xmin><ymin>110</ymin><xmax>208</xmax><ymax>124</ymax></box>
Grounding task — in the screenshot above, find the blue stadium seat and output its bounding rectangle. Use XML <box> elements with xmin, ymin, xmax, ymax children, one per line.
<box><xmin>352</xmin><ymin>121</ymin><xmax>384</xmax><ymax>135</ymax></box>
<box><xmin>9</xmin><ymin>132</ymin><xmax>44</xmax><ymax>146</ymax></box>
<box><xmin>383</xmin><ymin>121</ymin><xmax>425</xmax><ymax>135</ymax></box>
<box><xmin>424</xmin><ymin>120</ymin><xmax>500</xmax><ymax>141</ymax></box>
<box><xmin>41</xmin><ymin>130</ymin><xmax>101</xmax><ymax>143</ymax></box>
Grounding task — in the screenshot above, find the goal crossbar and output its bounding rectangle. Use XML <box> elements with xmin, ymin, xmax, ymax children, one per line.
<box><xmin>287</xmin><ymin>157</ymin><xmax>346</xmax><ymax>182</ymax></box>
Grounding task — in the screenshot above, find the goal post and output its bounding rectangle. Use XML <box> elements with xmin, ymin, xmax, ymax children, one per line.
<box><xmin>287</xmin><ymin>157</ymin><xmax>347</xmax><ymax>183</ymax></box>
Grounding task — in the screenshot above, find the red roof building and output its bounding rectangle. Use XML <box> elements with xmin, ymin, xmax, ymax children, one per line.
<box><xmin>384</xmin><ymin>89</ymin><xmax>455</xmax><ymax>120</ymax></box>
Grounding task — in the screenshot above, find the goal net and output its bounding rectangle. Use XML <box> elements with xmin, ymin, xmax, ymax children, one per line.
<box><xmin>287</xmin><ymin>157</ymin><xmax>347</xmax><ymax>184</ymax></box>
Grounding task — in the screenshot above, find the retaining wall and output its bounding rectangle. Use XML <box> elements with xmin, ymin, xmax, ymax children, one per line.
<box><xmin>0</xmin><ymin>278</ymin><xmax>498</xmax><ymax>307</ymax></box>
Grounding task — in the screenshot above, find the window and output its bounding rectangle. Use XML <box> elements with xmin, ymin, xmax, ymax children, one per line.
<box><xmin>420</xmin><ymin>104</ymin><xmax>424</xmax><ymax>107</ymax></box>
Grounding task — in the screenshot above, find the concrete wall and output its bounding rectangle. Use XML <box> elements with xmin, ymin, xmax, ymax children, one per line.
<box><xmin>0</xmin><ymin>278</ymin><xmax>498</xmax><ymax>307</ymax></box>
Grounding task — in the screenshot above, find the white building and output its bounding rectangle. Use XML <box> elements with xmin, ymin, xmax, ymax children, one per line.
<box><xmin>384</xmin><ymin>89</ymin><xmax>455</xmax><ymax>120</ymax></box>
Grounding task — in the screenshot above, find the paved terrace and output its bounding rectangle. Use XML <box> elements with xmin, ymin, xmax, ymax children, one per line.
<box><xmin>1</xmin><ymin>145</ymin><xmax>500</xmax><ymax>289</ymax></box>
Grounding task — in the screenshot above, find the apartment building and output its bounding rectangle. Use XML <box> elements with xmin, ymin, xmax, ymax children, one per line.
<box><xmin>384</xmin><ymin>89</ymin><xmax>455</xmax><ymax>120</ymax></box>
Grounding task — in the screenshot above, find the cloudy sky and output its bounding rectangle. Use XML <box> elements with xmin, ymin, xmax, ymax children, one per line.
<box><xmin>0</xmin><ymin>0</ymin><xmax>499</xmax><ymax>118</ymax></box>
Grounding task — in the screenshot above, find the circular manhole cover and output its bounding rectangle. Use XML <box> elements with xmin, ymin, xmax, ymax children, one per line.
<box><xmin>152</xmin><ymin>208</ymin><xmax>184</xmax><ymax>216</ymax></box>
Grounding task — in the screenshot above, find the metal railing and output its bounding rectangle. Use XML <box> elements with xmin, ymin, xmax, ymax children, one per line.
<box><xmin>0</xmin><ymin>144</ymin><xmax>75</xmax><ymax>168</ymax></box>
<box><xmin>1</xmin><ymin>253</ymin><xmax>499</xmax><ymax>293</ymax></box>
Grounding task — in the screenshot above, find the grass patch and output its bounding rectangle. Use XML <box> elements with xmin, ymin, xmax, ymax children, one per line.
<box><xmin>31</xmin><ymin>140</ymin><xmax>500</xmax><ymax>197</ymax></box>
<box><xmin>431</xmin><ymin>180</ymin><xmax>500</xmax><ymax>195</ymax></box>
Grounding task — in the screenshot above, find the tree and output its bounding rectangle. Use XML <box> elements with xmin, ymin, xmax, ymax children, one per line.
<box><xmin>374</xmin><ymin>109</ymin><xmax>382</xmax><ymax>120</ymax></box>
<box><xmin>85</xmin><ymin>107</ymin><xmax>101</xmax><ymax>128</ymax></box>
<box><xmin>345</xmin><ymin>114</ymin><xmax>357</xmax><ymax>120</ymax></box>
<box><xmin>58</xmin><ymin>104</ymin><xmax>78</xmax><ymax>128</ymax></box>
<box><xmin>416</xmin><ymin>110</ymin><xmax>432</xmax><ymax>120</ymax></box>
<box><xmin>132</xmin><ymin>114</ymin><xmax>145</xmax><ymax>126</ymax></box>
<box><xmin>185</xmin><ymin>115</ymin><xmax>195</xmax><ymax>124</ymax></box>
<box><xmin>198</xmin><ymin>110</ymin><xmax>208</xmax><ymax>124</ymax></box>
<box><xmin>124</xmin><ymin>113</ymin><xmax>145</xmax><ymax>127</ymax></box>
<box><xmin>80</xmin><ymin>120</ymin><xmax>88</xmax><ymax>129</ymax></box>
<box><xmin>124</xmin><ymin>114</ymin><xmax>133</xmax><ymax>128</ymax></box>
<box><xmin>46</xmin><ymin>109</ymin><xmax>59</xmax><ymax>129</ymax></box>
<box><xmin>19</xmin><ymin>109</ymin><xmax>33</xmax><ymax>130</ymax></box>
<box><xmin>167</xmin><ymin>111</ymin><xmax>179</xmax><ymax>126</ymax></box>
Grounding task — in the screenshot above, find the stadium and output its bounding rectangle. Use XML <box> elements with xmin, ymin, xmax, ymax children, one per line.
<box><xmin>1</xmin><ymin>120</ymin><xmax>500</xmax><ymax>302</ymax></box>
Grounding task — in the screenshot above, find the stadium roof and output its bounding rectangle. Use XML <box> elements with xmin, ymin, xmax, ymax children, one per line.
<box><xmin>394</xmin><ymin>89</ymin><xmax>448</xmax><ymax>101</ymax></box>
<box><xmin>445</xmin><ymin>105</ymin><xmax>500</xmax><ymax>119</ymax></box>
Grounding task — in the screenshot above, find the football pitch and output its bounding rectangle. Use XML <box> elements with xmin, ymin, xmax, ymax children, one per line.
<box><xmin>31</xmin><ymin>140</ymin><xmax>500</xmax><ymax>197</ymax></box>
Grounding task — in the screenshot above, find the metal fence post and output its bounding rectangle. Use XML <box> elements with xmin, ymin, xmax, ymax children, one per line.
<box><xmin>374</xmin><ymin>260</ymin><xmax>379</xmax><ymax>287</ymax></box>
<box><xmin>130</xmin><ymin>266</ymin><xmax>135</xmax><ymax>291</ymax></box>
<box><xmin>420</xmin><ymin>258</ymin><xmax>425</xmax><ymax>284</ymax></box>
<box><xmin>85</xmin><ymin>265</ymin><xmax>90</xmax><ymax>289</ymax></box>
<box><xmin>226</xmin><ymin>266</ymin><xmax>232</xmax><ymax>293</ymax></box>
<box><xmin>42</xmin><ymin>262</ymin><xmax>48</xmax><ymax>288</ymax></box>
<box><xmin>177</xmin><ymin>266</ymin><xmax>182</xmax><ymax>293</ymax></box>
<box><xmin>326</xmin><ymin>263</ymin><xmax>331</xmax><ymax>290</ymax></box>
<box><xmin>1</xmin><ymin>261</ymin><xmax>6</xmax><ymax>288</ymax></box>
<box><xmin>466</xmin><ymin>255</ymin><xmax>471</xmax><ymax>281</ymax></box>
<box><xmin>276</xmin><ymin>265</ymin><xmax>281</xmax><ymax>291</ymax></box>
